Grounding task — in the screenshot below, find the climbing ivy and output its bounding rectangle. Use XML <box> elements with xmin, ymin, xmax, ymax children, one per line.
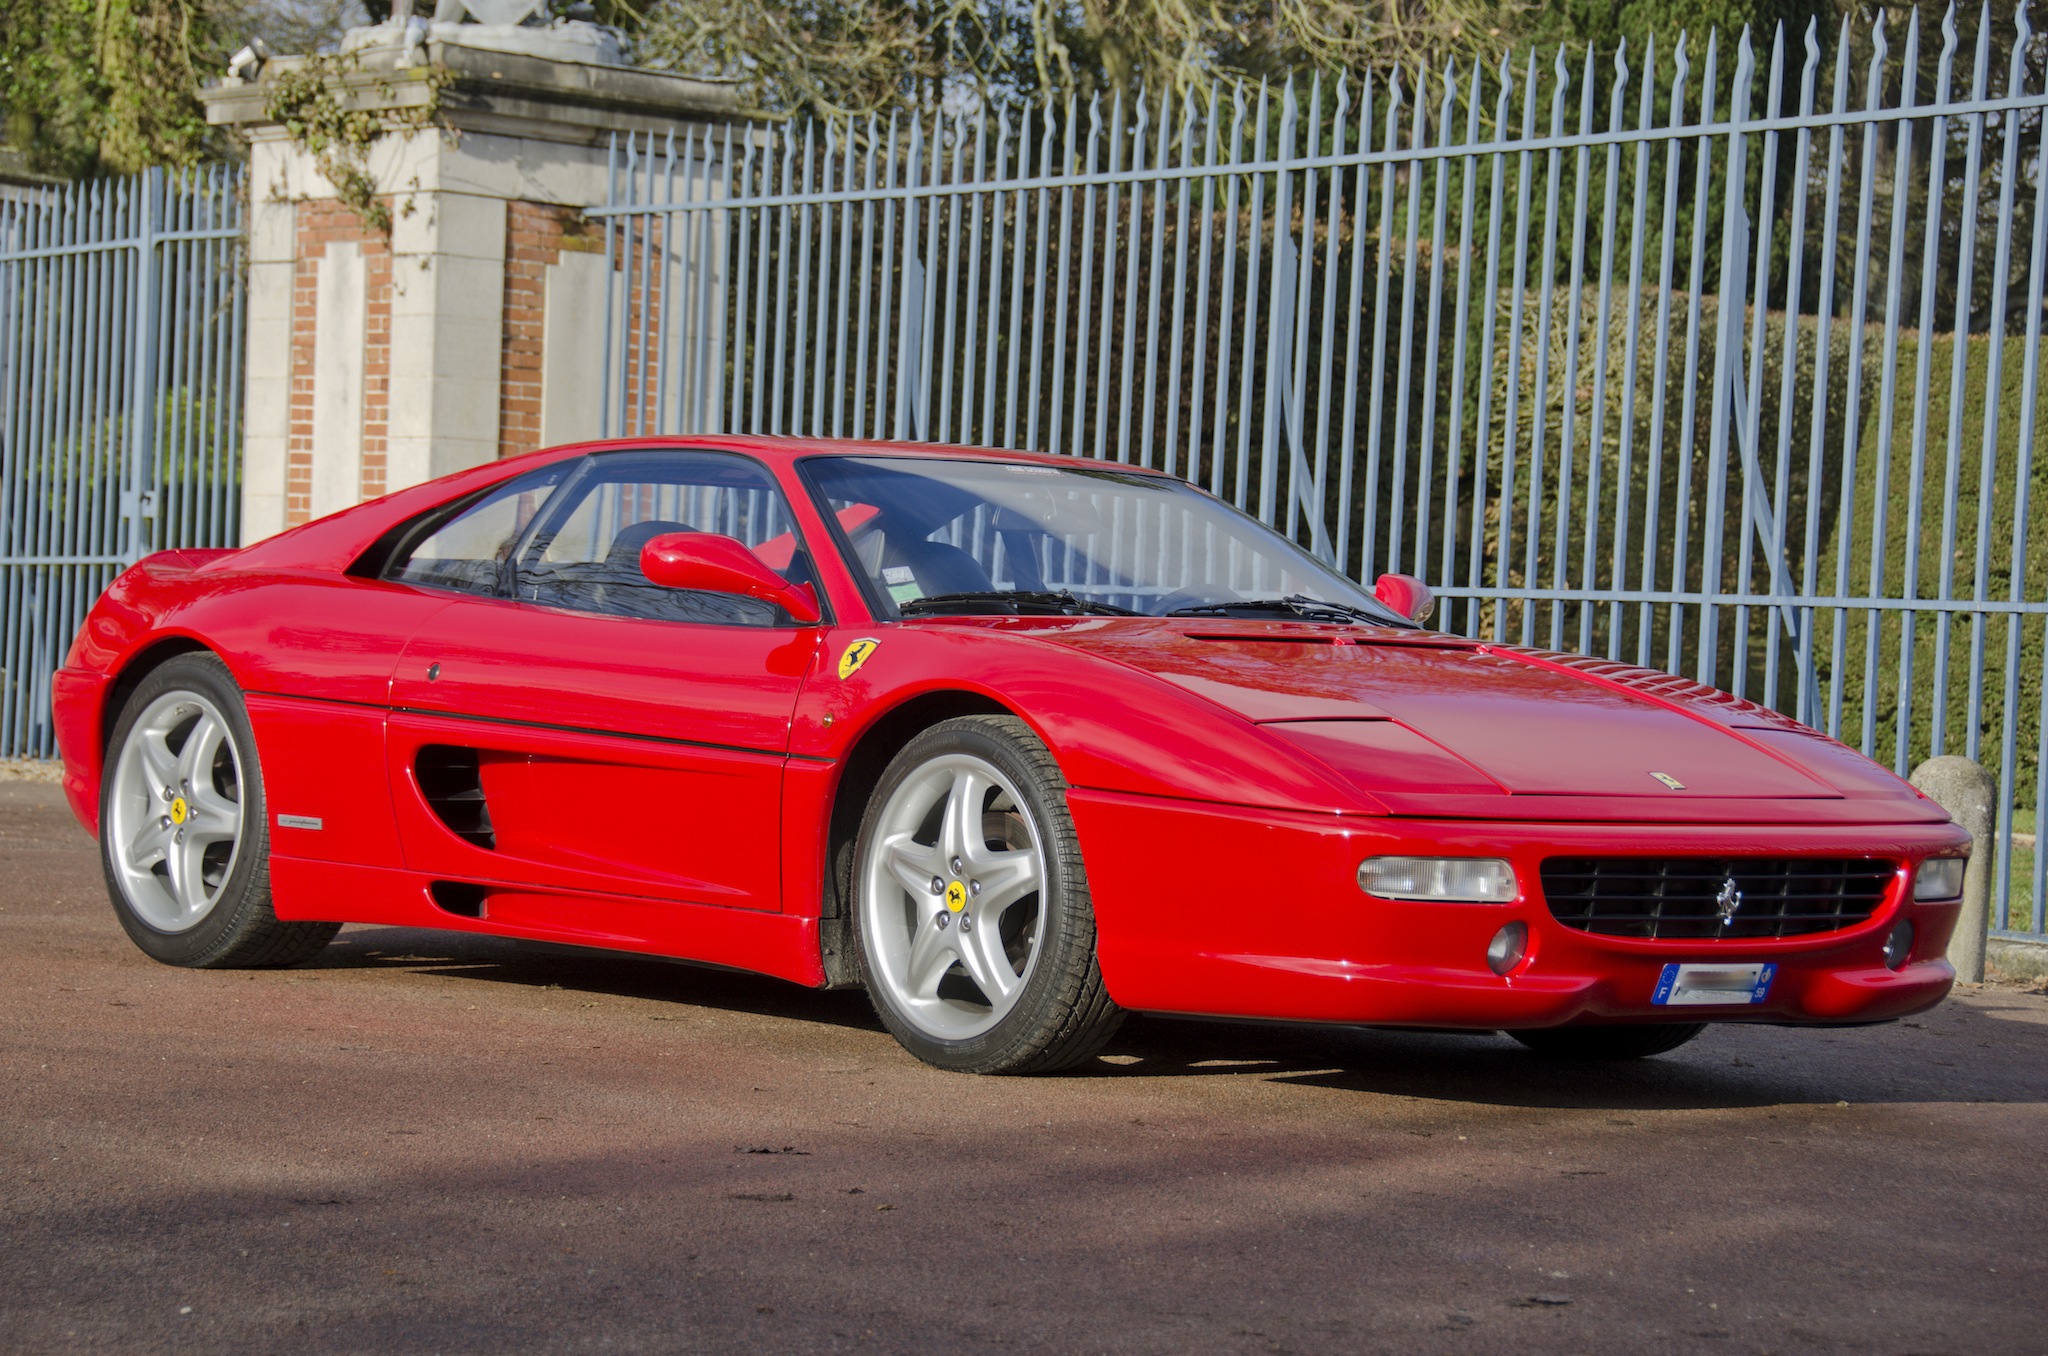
<box><xmin>262</xmin><ymin>51</ymin><xmax>453</xmax><ymax>236</ymax></box>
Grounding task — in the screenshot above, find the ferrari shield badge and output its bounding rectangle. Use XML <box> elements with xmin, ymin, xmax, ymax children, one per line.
<box><xmin>838</xmin><ymin>638</ymin><xmax>881</xmax><ymax>680</ymax></box>
<box><xmin>1649</xmin><ymin>771</ymin><xmax>1686</xmax><ymax>791</ymax></box>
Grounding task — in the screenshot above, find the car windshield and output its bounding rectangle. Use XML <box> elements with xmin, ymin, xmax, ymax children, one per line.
<box><xmin>801</xmin><ymin>455</ymin><xmax>1414</xmax><ymax>626</ymax></box>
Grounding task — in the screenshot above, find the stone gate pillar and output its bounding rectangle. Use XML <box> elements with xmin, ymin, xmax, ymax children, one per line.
<box><xmin>201</xmin><ymin>22</ymin><xmax>735</xmax><ymax>543</ymax></box>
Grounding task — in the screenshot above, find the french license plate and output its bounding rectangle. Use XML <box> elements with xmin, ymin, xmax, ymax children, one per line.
<box><xmin>1651</xmin><ymin>961</ymin><xmax>1777</xmax><ymax>1007</ymax></box>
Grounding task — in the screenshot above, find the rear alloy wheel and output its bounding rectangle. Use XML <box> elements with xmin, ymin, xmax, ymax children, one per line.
<box><xmin>100</xmin><ymin>653</ymin><xmax>338</xmax><ymax>968</ymax></box>
<box><xmin>1509</xmin><ymin>1024</ymin><xmax>1707</xmax><ymax>1060</ymax></box>
<box><xmin>853</xmin><ymin>715</ymin><xmax>1121</xmax><ymax>1073</ymax></box>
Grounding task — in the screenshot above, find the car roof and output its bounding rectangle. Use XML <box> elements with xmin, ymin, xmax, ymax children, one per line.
<box><xmin>217</xmin><ymin>434</ymin><xmax>1184</xmax><ymax>578</ymax></box>
<box><xmin>532</xmin><ymin>434</ymin><xmax>1180</xmax><ymax>478</ymax></box>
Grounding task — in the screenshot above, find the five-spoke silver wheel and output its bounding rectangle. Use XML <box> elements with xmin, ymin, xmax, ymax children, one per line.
<box><xmin>853</xmin><ymin>715</ymin><xmax>1123</xmax><ymax>1072</ymax></box>
<box><xmin>105</xmin><ymin>689</ymin><xmax>246</xmax><ymax>933</ymax></box>
<box><xmin>859</xmin><ymin>750</ymin><xmax>1047</xmax><ymax>1042</ymax></box>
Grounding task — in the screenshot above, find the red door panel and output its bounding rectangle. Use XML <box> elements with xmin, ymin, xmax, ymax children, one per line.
<box><xmin>387</xmin><ymin>597</ymin><xmax>822</xmax><ymax>911</ymax></box>
<box><xmin>386</xmin><ymin>712</ymin><xmax>788</xmax><ymax>908</ymax></box>
<box><xmin>392</xmin><ymin>597</ymin><xmax>817</xmax><ymax>747</ymax></box>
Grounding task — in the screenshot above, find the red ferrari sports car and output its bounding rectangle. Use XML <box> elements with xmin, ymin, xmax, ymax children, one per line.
<box><xmin>54</xmin><ymin>436</ymin><xmax>1968</xmax><ymax>1073</ymax></box>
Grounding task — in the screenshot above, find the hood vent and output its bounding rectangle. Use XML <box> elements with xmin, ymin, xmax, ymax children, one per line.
<box><xmin>1183</xmin><ymin>632</ymin><xmax>1346</xmax><ymax>644</ymax></box>
<box><xmin>1182</xmin><ymin>631</ymin><xmax>1479</xmax><ymax>650</ymax></box>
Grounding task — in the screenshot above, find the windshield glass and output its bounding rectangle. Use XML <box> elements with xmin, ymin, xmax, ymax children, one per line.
<box><xmin>801</xmin><ymin>455</ymin><xmax>1412</xmax><ymax>625</ymax></box>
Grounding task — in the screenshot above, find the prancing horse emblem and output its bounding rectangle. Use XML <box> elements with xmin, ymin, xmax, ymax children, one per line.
<box><xmin>1715</xmin><ymin>877</ymin><xmax>1744</xmax><ymax>926</ymax></box>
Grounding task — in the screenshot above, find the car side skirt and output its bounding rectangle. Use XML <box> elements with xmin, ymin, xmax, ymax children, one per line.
<box><xmin>268</xmin><ymin>857</ymin><xmax>829</xmax><ymax>988</ymax></box>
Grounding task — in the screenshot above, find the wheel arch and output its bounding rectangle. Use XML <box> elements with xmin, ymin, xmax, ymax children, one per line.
<box><xmin>101</xmin><ymin>636</ymin><xmax>217</xmax><ymax>754</ymax></box>
<box><xmin>818</xmin><ymin>689</ymin><xmax>1017</xmax><ymax>986</ymax></box>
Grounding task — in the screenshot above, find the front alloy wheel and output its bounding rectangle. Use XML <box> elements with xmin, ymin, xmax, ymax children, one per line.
<box><xmin>853</xmin><ymin>715</ymin><xmax>1121</xmax><ymax>1073</ymax></box>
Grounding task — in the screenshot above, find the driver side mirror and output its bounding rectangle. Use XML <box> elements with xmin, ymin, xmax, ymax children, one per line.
<box><xmin>1373</xmin><ymin>572</ymin><xmax>1435</xmax><ymax>625</ymax></box>
<box><xmin>640</xmin><ymin>532</ymin><xmax>822</xmax><ymax>624</ymax></box>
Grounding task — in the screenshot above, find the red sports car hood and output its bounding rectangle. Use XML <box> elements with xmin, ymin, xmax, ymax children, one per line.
<box><xmin>1011</xmin><ymin>618</ymin><xmax>1940</xmax><ymax>823</ymax></box>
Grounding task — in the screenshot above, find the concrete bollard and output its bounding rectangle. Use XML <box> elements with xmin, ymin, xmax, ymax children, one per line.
<box><xmin>1908</xmin><ymin>755</ymin><xmax>1995</xmax><ymax>984</ymax></box>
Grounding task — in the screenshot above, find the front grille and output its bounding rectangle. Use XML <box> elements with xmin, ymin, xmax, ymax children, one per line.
<box><xmin>1540</xmin><ymin>857</ymin><xmax>1896</xmax><ymax>940</ymax></box>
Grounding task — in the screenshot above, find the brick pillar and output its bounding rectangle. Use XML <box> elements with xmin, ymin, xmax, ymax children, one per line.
<box><xmin>284</xmin><ymin>203</ymin><xmax>393</xmax><ymax>527</ymax></box>
<box><xmin>500</xmin><ymin>202</ymin><xmax>605</xmax><ymax>461</ymax></box>
<box><xmin>205</xmin><ymin>40</ymin><xmax>736</xmax><ymax>543</ymax></box>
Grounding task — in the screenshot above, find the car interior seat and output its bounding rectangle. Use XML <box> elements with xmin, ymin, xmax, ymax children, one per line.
<box><xmin>603</xmin><ymin>519</ymin><xmax>699</xmax><ymax>577</ymax></box>
<box><xmin>883</xmin><ymin>537</ymin><xmax>993</xmax><ymax>601</ymax></box>
<box><xmin>524</xmin><ymin>517</ymin><xmax>693</xmax><ymax>618</ymax></box>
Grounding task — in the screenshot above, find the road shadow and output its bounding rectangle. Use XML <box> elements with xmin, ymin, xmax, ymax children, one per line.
<box><xmin>309</xmin><ymin>924</ymin><xmax>2042</xmax><ymax>1113</ymax></box>
<box><xmin>313</xmin><ymin>924</ymin><xmax>887</xmax><ymax>1032</ymax></box>
<box><xmin>1091</xmin><ymin>1019</ymin><xmax>1819</xmax><ymax>1111</ymax></box>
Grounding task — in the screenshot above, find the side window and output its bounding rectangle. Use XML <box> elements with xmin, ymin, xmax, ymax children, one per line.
<box><xmin>513</xmin><ymin>450</ymin><xmax>807</xmax><ymax>626</ymax></box>
<box><xmin>383</xmin><ymin>466</ymin><xmax>567</xmax><ymax>596</ymax></box>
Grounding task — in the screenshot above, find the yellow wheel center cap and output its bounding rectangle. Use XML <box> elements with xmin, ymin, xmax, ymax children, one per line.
<box><xmin>944</xmin><ymin>880</ymin><xmax>967</xmax><ymax>913</ymax></box>
<box><xmin>169</xmin><ymin>796</ymin><xmax>189</xmax><ymax>825</ymax></box>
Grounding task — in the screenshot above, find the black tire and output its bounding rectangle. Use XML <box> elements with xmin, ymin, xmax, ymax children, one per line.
<box><xmin>1509</xmin><ymin>1023</ymin><xmax>1707</xmax><ymax>1060</ymax></box>
<box><xmin>99</xmin><ymin>652</ymin><xmax>338</xmax><ymax>968</ymax></box>
<box><xmin>852</xmin><ymin>714</ymin><xmax>1122</xmax><ymax>1074</ymax></box>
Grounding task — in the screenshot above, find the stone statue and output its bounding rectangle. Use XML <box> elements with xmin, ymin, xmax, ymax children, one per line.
<box><xmin>342</xmin><ymin>0</ymin><xmax>630</xmax><ymax>70</ymax></box>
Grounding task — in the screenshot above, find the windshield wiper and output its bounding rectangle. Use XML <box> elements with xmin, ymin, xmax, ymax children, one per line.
<box><xmin>898</xmin><ymin>589</ymin><xmax>1141</xmax><ymax>618</ymax></box>
<box><xmin>1166</xmin><ymin>593</ymin><xmax>1414</xmax><ymax>627</ymax></box>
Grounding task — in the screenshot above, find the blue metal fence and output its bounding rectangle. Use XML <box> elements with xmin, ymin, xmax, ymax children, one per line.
<box><xmin>594</xmin><ymin>5</ymin><xmax>2048</xmax><ymax>937</ymax></box>
<box><xmin>0</xmin><ymin>165</ymin><xmax>246</xmax><ymax>760</ymax></box>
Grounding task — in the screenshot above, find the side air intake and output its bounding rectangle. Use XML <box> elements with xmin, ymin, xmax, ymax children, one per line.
<box><xmin>415</xmin><ymin>745</ymin><xmax>495</xmax><ymax>849</ymax></box>
<box><xmin>429</xmin><ymin>880</ymin><xmax>488</xmax><ymax>918</ymax></box>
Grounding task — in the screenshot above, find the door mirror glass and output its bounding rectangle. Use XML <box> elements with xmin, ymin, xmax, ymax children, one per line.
<box><xmin>1373</xmin><ymin>572</ymin><xmax>1435</xmax><ymax>625</ymax></box>
<box><xmin>641</xmin><ymin>532</ymin><xmax>821</xmax><ymax>624</ymax></box>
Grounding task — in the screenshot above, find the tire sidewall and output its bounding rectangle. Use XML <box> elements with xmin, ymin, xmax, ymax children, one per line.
<box><xmin>100</xmin><ymin>654</ymin><xmax>272</xmax><ymax>966</ymax></box>
<box><xmin>852</xmin><ymin>717</ymin><xmax>1094</xmax><ymax>1073</ymax></box>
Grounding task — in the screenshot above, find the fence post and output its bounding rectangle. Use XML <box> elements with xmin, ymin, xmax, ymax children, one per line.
<box><xmin>1909</xmin><ymin>755</ymin><xmax>1994</xmax><ymax>983</ymax></box>
<box><xmin>124</xmin><ymin>166</ymin><xmax>162</xmax><ymax>565</ymax></box>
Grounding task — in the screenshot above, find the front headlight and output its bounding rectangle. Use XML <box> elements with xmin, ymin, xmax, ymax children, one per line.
<box><xmin>1913</xmin><ymin>856</ymin><xmax>1966</xmax><ymax>901</ymax></box>
<box><xmin>1358</xmin><ymin>856</ymin><xmax>1517</xmax><ymax>903</ymax></box>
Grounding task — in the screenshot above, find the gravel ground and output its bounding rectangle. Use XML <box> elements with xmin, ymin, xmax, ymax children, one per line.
<box><xmin>2</xmin><ymin>778</ymin><xmax>2045</xmax><ymax>1355</ymax></box>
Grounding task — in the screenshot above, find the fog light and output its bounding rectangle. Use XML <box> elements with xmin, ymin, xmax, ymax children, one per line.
<box><xmin>1359</xmin><ymin>856</ymin><xmax>1517</xmax><ymax>902</ymax></box>
<box><xmin>1913</xmin><ymin>856</ymin><xmax>1965</xmax><ymax>901</ymax></box>
<box><xmin>1486</xmin><ymin>921</ymin><xmax>1528</xmax><ymax>976</ymax></box>
<box><xmin>1883</xmin><ymin>920</ymin><xmax>1915</xmax><ymax>971</ymax></box>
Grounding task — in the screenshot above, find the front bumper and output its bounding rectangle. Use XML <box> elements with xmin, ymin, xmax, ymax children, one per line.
<box><xmin>1069</xmin><ymin>788</ymin><xmax>1966</xmax><ymax>1029</ymax></box>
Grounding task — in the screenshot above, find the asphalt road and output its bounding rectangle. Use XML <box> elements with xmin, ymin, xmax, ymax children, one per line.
<box><xmin>3</xmin><ymin>778</ymin><xmax>2045</xmax><ymax>1355</ymax></box>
